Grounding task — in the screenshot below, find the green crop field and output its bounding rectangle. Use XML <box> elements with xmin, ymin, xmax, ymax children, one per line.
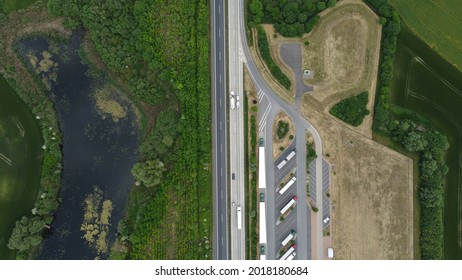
<box><xmin>390</xmin><ymin>0</ymin><xmax>462</xmax><ymax>71</ymax></box>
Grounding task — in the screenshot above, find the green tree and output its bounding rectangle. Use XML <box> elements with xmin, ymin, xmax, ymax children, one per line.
<box><xmin>7</xmin><ymin>216</ymin><xmax>44</xmax><ymax>251</ymax></box>
<box><xmin>131</xmin><ymin>159</ymin><xmax>166</xmax><ymax>187</ymax></box>
<box><xmin>317</xmin><ymin>2</ymin><xmax>326</xmax><ymax>11</ymax></box>
<box><xmin>249</xmin><ymin>0</ymin><xmax>263</xmax><ymax>24</ymax></box>
<box><xmin>402</xmin><ymin>131</ymin><xmax>428</xmax><ymax>152</ymax></box>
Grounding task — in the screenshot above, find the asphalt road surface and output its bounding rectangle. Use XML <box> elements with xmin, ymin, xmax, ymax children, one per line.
<box><xmin>228</xmin><ymin>0</ymin><xmax>246</xmax><ymax>260</ymax></box>
<box><xmin>211</xmin><ymin>0</ymin><xmax>228</xmax><ymax>260</ymax></box>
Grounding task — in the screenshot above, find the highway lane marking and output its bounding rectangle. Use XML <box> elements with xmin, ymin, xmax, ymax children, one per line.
<box><xmin>219</xmin><ymin>28</ymin><xmax>221</xmax><ymax>38</ymax></box>
<box><xmin>219</xmin><ymin>51</ymin><xmax>221</xmax><ymax>60</ymax></box>
<box><xmin>221</xmin><ymin>167</ymin><xmax>223</xmax><ymax>176</ymax></box>
<box><xmin>220</xmin><ymin>143</ymin><xmax>222</xmax><ymax>152</ymax></box>
<box><xmin>218</xmin><ymin>4</ymin><xmax>221</xmax><ymax>14</ymax></box>
<box><xmin>220</xmin><ymin>97</ymin><xmax>222</xmax><ymax>107</ymax></box>
<box><xmin>219</xmin><ymin>74</ymin><xmax>222</xmax><ymax>83</ymax></box>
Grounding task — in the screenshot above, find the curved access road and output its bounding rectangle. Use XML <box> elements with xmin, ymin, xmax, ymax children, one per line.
<box><xmin>236</xmin><ymin>0</ymin><xmax>325</xmax><ymax>260</ymax></box>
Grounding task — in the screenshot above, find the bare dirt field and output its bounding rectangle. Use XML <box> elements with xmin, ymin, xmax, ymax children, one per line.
<box><xmin>301</xmin><ymin>103</ymin><xmax>414</xmax><ymax>259</ymax></box>
<box><xmin>272</xmin><ymin>111</ymin><xmax>294</xmax><ymax>159</ymax></box>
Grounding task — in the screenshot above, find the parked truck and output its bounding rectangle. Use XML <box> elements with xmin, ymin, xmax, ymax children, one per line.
<box><xmin>286</xmin><ymin>149</ymin><xmax>296</xmax><ymax>161</ymax></box>
<box><xmin>277</xmin><ymin>159</ymin><xmax>287</xmax><ymax>170</ymax></box>
<box><xmin>279</xmin><ymin>244</ymin><xmax>296</xmax><ymax>260</ymax></box>
<box><xmin>279</xmin><ymin>177</ymin><xmax>296</xmax><ymax>195</ymax></box>
<box><xmin>280</xmin><ymin>196</ymin><xmax>297</xmax><ymax>214</ymax></box>
<box><xmin>285</xmin><ymin>252</ymin><xmax>296</xmax><ymax>260</ymax></box>
<box><xmin>281</xmin><ymin>229</ymin><xmax>296</xmax><ymax>246</ymax></box>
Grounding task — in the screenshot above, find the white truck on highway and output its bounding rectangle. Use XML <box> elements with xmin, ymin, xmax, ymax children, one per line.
<box><xmin>279</xmin><ymin>177</ymin><xmax>296</xmax><ymax>195</ymax></box>
<box><xmin>277</xmin><ymin>159</ymin><xmax>287</xmax><ymax>170</ymax></box>
<box><xmin>280</xmin><ymin>196</ymin><xmax>297</xmax><ymax>214</ymax></box>
<box><xmin>279</xmin><ymin>244</ymin><xmax>296</xmax><ymax>260</ymax></box>
<box><xmin>286</xmin><ymin>149</ymin><xmax>296</xmax><ymax>161</ymax></box>
<box><xmin>237</xmin><ymin>206</ymin><xmax>242</xmax><ymax>229</ymax></box>
<box><xmin>281</xmin><ymin>229</ymin><xmax>296</xmax><ymax>246</ymax></box>
<box><xmin>236</xmin><ymin>93</ymin><xmax>240</xmax><ymax>108</ymax></box>
<box><xmin>230</xmin><ymin>91</ymin><xmax>235</xmax><ymax>110</ymax></box>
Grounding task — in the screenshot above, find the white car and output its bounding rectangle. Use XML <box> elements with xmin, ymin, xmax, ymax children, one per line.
<box><xmin>323</xmin><ymin>217</ymin><xmax>330</xmax><ymax>223</ymax></box>
<box><xmin>236</xmin><ymin>94</ymin><xmax>240</xmax><ymax>108</ymax></box>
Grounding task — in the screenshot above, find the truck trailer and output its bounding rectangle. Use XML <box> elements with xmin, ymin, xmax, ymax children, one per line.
<box><xmin>281</xmin><ymin>229</ymin><xmax>296</xmax><ymax>246</ymax></box>
<box><xmin>280</xmin><ymin>196</ymin><xmax>297</xmax><ymax>214</ymax></box>
<box><xmin>279</xmin><ymin>244</ymin><xmax>296</xmax><ymax>260</ymax></box>
<box><xmin>279</xmin><ymin>177</ymin><xmax>296</xmax><ymax>195</ymax></box>
<box><xmin>285</xmin><ymin>150</ymin><xmax>296</xmax><ymax>161</ymax></box>
<box><xmin>277</xmin><ymin>159</ymin><xmax>287</xmax><ymax>170</ymax></box>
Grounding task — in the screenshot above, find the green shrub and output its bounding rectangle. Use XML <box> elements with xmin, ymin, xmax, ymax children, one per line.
<box><xmin>276</xmin><ymin>120</ymin><xmax>289</xmax><ymax>139</ymax></box>
<box><xmin>256</xmin><ymin>26</ymin><xmax>291</xmax><ymax>89</ymax></box>
<box><xmin>329</xmin><ymin>91</ymin><xmax>370</xmax><ymax>126</ymax></box>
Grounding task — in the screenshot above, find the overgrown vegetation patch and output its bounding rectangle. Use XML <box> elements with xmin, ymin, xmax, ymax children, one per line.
<box><xmin>256</xmin><ymin>25</ymin><xmax>291</xmax><ymax>90</ymax></box>
<box><xmin>329</xmin><ymin>91</ymin><xmax>370</xmax><ymax>126</ymax></box>
<box><xmin>276</xmin><ymin>120</ymin><xmax>289</xmax><ymax>139</ymax></box>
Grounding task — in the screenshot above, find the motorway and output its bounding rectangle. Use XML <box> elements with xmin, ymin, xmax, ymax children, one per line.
<box><xmin>212</xmin><ymin>0</ymin><xmax>326</xmax><ymax>260</ymax></box>
<box><xmin>211</xmin><ymin>0</ymin><xmax>228</xmax><ymax>260</ymax></box>
<box><xmin>228</xmin><ymin>0</ymin><xmax>246</xmax><ymax>260</ymax></box>
<box><xmin>236</xmin><ymin>0</ymin><xmax>325</xmax><ymax>259</ymax></box>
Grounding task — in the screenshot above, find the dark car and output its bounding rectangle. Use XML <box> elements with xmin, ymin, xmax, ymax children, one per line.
<box><xmin>232</xmin><ymin>173</ymin><xmax>235</xmax><ymax>180</ymax></box>
<box><xmin>260</xmin><ymin>193</ymin><xmax>265</xmax><ymax>202</ymax></box>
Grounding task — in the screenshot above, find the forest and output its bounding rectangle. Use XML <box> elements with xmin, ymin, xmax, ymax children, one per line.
<box><xmin>47</xmin><ymin>0</ymin><xmax>212</xmax><ymax>259</ymax></box>
<box><xmin>249</xmin><ymin>0</ymin><xmax>336</xmax><ymax>37</ymax></box>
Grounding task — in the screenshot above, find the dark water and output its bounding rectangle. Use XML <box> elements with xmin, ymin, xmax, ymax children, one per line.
<box><xmin>17</xmin><ymin>35</ymin><xmax>140</xmax><ymax>259</ymax></box>
<box><xmin>0</xmin><ymin>75</ymin><xmax>42</xmax><ymax>259</ymax></box>
<box><xmin>391</xmin><ymin>26</ymin><xmax>462</xmax><ymax>259</ymax></box>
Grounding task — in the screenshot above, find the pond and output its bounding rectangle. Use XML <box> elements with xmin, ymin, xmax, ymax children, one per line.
<box><xmin>17</xmin><ymin>34</ymin><xmax>140</xmax><ymax>259</ymax></box>
<box><xmin>0</xmin><ymin>75</ymin><xmax>42</xmax><ymax>259</ymax></box>
<box><xmin>391</xmin><ymin>25</ymin><xmax>462</xmax><ymax>259</ymax></box>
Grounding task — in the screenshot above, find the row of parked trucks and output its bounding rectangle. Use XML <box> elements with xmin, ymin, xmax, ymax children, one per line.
<box><xmin>277</xmin><ymin>149</ymin><xmax>296</xmax><ymax>169</ymax></box>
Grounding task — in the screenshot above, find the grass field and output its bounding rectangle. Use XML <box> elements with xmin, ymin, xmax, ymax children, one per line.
<box><xmin>390</xmin><ymin>25</ymin><xmax>462</xmax><ymax>259</ymax></box>
<box><xmin>390</xmin><ymin>0</ymin><xmax>462</xmax><ymax>71</ymax></box>
<box><xmin>3</xmin><ymin>0</ymin><xmax>40</xmax><ymax>13</ymax></box>
<box><xmin>0</xmin><ymin>76</ymin><xmax>42</xmax><ymax>259</ymax></box>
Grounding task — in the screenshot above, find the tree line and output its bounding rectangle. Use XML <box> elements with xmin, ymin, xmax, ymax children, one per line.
<box><xmin>256</xmin><ymin>25</ymin><xmax>291</xmax><ymax>89</ymax></box>
<box><xmin>365</xmin><ymin>0</ymin><xmax>446</xmax><ymax>259</ymax></box>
